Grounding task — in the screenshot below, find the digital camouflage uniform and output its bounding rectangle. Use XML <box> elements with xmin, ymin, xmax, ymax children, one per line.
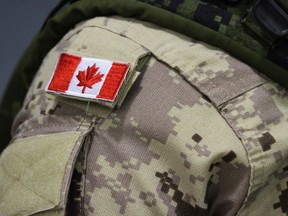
<box><xmin>1</xmin><ymin>1</ymin><xmax>288</xmax><ymax>216</ymax></box>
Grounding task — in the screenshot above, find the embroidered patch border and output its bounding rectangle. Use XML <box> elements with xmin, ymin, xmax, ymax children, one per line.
<box><xmin>46</xmin><ymin>53</ymin><xmax>130</xmax><ymax>102</ymax></box>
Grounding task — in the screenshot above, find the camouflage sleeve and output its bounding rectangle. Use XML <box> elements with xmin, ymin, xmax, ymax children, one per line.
<box><xmin>1</xmin><ymin>15</ymin><xmax>288</xmax><ymax>216</ymax></box>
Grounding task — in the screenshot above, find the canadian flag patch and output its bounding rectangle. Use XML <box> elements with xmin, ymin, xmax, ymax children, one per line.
<box><xmin>46</xmin><ymin>53</ymin><xmax>130</xmax><ymax>102</ymax></box>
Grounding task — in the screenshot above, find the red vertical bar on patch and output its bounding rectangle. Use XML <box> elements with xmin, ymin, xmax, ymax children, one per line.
<box><xmin>96</xmin><ymin>63</ymin><xmax>129</xmax><ymax>101</ymax></box>
<box><xmin>47</xmin><ymin>53</ymin><xmax>81</xmax><ymax>92</ymax></box>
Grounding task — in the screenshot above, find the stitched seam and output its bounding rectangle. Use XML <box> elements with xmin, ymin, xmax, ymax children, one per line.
<box><xmin>216</xmin><ymin>82</ymin><xmax>275</xmax><ymax>215</ymax></box>
<box><xmin>59</xmin><ymin>132</ymin><xmax>83</xmax><ymax>208</ymax></box>
<box><xmin>71</xmin><ymin>22</ymin><xmax>268</xmax><ymax>108</ymax></box>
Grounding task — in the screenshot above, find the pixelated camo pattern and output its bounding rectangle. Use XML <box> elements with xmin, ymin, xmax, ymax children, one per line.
<box><xmin>2</xmin><ymin>16</ymin><xmax>288</xmax><ymax>216</ymax></box>
<box><xmin>221</xmin><ymin>82</ymin><xmax>288</xmax><ymax>215</ymax></box>
<box><xmin>84</xmin><ymin>56</ymin><xmax>250</xmax><ymax>216</ymax></box>
<box><xmin>137</xmin><ymin>0</ymin><xmax>267</xmax><ymax>55</ymax></box>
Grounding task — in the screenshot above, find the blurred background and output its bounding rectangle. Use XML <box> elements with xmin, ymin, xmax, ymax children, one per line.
<box><xmin>0</xmin><ymin>0</ymin><xmax>59</xmax><ymax>102</ymax></box>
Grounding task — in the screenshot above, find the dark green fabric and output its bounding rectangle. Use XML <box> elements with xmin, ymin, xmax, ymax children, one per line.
<box><xmin>242</xmin><ymin>12</ymin><xmax>278</xmax><ymax>45</ymax></box>
<box><xmin>278</xmin><ymin>0</ymin><xmax>288</xmax><ymax>11</ymax></box>
<box><xmin>1</xmin><ymin>0</ymin><xmax>288</xmax><ymax>152</ymax></box>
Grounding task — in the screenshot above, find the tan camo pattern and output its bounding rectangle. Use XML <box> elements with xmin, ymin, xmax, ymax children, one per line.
<box><xmin>84</xmin><ymin>57</ymin><xmax>250</xmax><ymax>216</ymax></box>
<box><xmin>1</xmin><ymin>16</ymin><xmax>288</xmax><ymax>216</ymax></box>
<box><xmin>221</xmin><ymin>82</ymin><xmax>288</xmax><ymax>215</ymax></box>
<box><xmin>80</xmin><ymin>16</ymin><xmax>267</xmax><ymax>106</ymax></box>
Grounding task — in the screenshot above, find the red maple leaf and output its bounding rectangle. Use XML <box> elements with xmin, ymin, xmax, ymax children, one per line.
<box><xmin>76</xmin><ymin>63</ymin><xmax>104</xmax><ymax>93</ymax></box>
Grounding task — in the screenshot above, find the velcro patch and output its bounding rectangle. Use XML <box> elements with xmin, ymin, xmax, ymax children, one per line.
<box><xmin>46</xmin><ymin>53</ymin><xmax>130</xmax><ymax>102</ymax></box>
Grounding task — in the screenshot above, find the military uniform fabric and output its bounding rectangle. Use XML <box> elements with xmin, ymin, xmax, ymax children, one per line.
<box><xmin>1</xmin><ymin>15</ymin><xmax>288</xmax><ymax>216</ymax></box>
<box><xmin>2</xmin><ymin>0</ymin><xmax>288</xmax><ymax>152</ymax></box>
<box><xmin>137</xmin><ymin>0</ymin><xmax>288</xmax><ymax>74</ymax></box>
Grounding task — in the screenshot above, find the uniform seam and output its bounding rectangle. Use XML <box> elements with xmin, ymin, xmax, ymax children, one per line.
<box><xmin>79</xmin><ymin>22</ymin><xmax>256</xmax><ymax>213</ymax></box>
<box><xmin>215</xmin><ymin>81</ymin><xmax>276</xmax><ymax>215</ymax></box>
<box><xmin>217</xmin><ymin>79</ymin><xmax>270</xmax><ymax>109</ymax></box>
<box><xmin>72</xmin><ymin>19</ymin><xmax>269</xmax><ymax>110</ymax></box>
<box><xmin>15</xmin><ymin>116</ymin><xmax>92</xmax><ymax>138</ymax></box>
<box><xmin>59</xmin><ymin>122</ymin><xmax>94</xmax><ymax>210</ymax></box>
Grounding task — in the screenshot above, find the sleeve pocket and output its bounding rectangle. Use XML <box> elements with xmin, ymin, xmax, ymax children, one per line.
<box><xmin>0</xmin><ymin>131</ymin><xmax>89</xmax><ymax>216</ymax></box>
